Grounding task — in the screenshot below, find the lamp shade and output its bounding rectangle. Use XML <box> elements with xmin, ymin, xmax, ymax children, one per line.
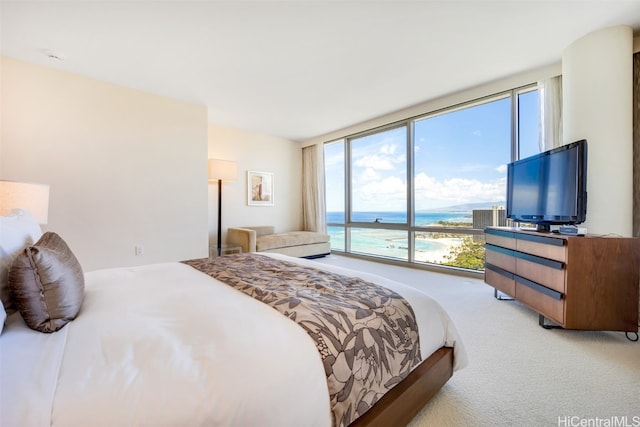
<box><xmin>0</xmin><ymin>180</ymin><xmax>50</xmax><ymax>224</ymax></box>
<box><xmin>208</xmin><ymin>159</ymin><xmax>237</xmax><ymax>182</ymax></box>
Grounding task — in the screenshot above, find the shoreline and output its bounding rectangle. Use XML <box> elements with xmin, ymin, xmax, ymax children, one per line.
<box><xmin>357</xmin><ymin>234</ymin><xmax>465</xmax><ymax>264</ymax></box>
<box><xmin>414</xmin><ymin>237</ymin><xmax>463</xmax><ymax>263</ymax></box>
<box><xmin>327</xmin><ymin>227</ymin><xmax>468</xmax><ymax>264</ymax></box>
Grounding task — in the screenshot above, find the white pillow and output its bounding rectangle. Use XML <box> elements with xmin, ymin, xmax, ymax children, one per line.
<box><xmin>0</xmin><ymin>303</ymin><xmax>6</xmax><ymax>334</ymax></box>
<box><xmin>0</xmin><ymin>209</ymin><xmax>43</xmax><ymax>314</ymax></box>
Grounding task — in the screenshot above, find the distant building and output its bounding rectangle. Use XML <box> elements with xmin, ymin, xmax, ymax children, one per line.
<box><xmin>473</xmin><ymin>206</ymin><xmax>507</xmax><ymax>229</ymax></box>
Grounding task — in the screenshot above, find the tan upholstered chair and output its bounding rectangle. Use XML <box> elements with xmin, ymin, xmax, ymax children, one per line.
<box><xmin>227</xmin><ymin>226</ymin><xmax>330</xmax><ymax>258</ymax></box>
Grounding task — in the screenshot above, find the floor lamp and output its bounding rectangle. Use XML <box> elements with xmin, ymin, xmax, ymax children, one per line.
<box><xmin>208</xmin><ymin>159</ymin><xmax>237</xmax><ymax>256</ymax></box>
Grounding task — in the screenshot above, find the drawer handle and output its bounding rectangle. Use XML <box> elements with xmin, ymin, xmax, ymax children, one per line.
<box><xmin>516</xmin><ymin>276</ymin><xmax>563</xmax><ymax>300</ymax></box>
<box><xmin>485</xmin><ymin>243</ymin><xmax>514</xmax><ymax>256</ymax></box>
<box><xmin>517</xmin><ymin>233</ymin><xmax>566</xmax><ymax>247</ymax></box>
<box><xmin>485</xmin><ymin>263</ymin><xmax>514</xmax><ymax>279</ymax></box>
<box><xmin>485</xmin><ymin>228</ymin><xmax>514</xmax><ymax>239</ymax></box>
<box><xmin>515</xmin><ymin>252</ymin><xmax>564</xmax><ymax>270</ymax></box>
<box><xmin>486</xmin><ymin>244</ymin><xmax>564</xmax><ymax>270</ymax></box>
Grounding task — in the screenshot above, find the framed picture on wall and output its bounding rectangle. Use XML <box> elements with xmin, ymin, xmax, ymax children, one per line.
<box><xmin>247</xmin><ymin>171</ymin><xmax>274</xmax><ymax>206</ymax></box>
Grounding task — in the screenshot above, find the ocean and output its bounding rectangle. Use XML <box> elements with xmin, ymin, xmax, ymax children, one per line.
<box><xmin>327</xmin><ymin>211</ymin><xmax>472</xmax><ymax>226</ymax></box>
<box><xmin>326</xmin><ymin>211</ymin><xmax>473</xmax><ymax>262</ymax></box>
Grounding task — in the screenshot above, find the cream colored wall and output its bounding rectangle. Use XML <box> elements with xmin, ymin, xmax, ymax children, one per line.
<box><xmin>1</xmin><ymin>56</ymin><xmax>209</xmax><ymax>271</ymax></box>
<box><xmin>563</xmin><ymin>25</ymin><xmax>633</xmax><ymax>236</ymax></box>
<box><xmin>207</xmin><ymin>123</ymin><xmax>302</xmax><ymax>249</ymax></box>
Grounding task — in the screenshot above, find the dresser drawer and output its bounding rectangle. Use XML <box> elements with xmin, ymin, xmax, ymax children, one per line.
<box><xmin>515</xmin><ymin>253</ymin><xmax>565</xmax><ymax>293</ymax></box>
<box><xmin>485</xmin><ymin>244</ymin><xmax>515</xmax><ymax>271</ymax></box>
<box><xmin>486</xmin><ymin>232</ymin><xmax>516</xmax><ymax>250</ymax></box>
<box><xmin>485</xmin><ymin>264</ymin><xmax>515</xmax><ymax>297</ymax></box>
<box><xmin>515</xmin><ymin>277</ymin><xmax>564</xmax><ymax>325</ymax></box>
<box><xmin>516</xmin><ymin>234</ymin><xmax>566</xmax><ymax>262</ymax></box>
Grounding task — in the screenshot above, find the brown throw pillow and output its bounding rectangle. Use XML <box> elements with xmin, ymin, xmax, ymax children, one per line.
<box><xmin>8</xmin><ymin>232</ymin><xmax>84</xmax><ymax>333</ymax></box>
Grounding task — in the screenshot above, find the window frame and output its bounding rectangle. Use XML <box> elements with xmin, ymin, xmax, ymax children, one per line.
<box><xmin>324</xmin><ymin>83</ymin><xmax>539</xmax><ymax>273</ymax></box>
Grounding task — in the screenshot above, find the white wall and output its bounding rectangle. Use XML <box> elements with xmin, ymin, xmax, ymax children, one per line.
<box><xmin>1</xmin><ymin>56</ymin><xmax>209</xmax><ymax>271</ymax></box>
<box><xmin>207</xmin><ymin>123</ymin><xmax>302</xmax><ymax>248</ymax></box>
<box><xmin>563</xmin><ymin>25</ymin><xmax>633</xmax><ymax>236</ymax></box>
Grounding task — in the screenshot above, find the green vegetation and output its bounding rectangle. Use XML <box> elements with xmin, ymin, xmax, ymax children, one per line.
<box><xmin>442</xmin><ymin>237</ymin><xmax>485</xmax><ymax>270</ymax></box>
<box><xmin>436</xmin><ymin>220</ymin><xmax>473</xmax><ymax>227</ymax></box>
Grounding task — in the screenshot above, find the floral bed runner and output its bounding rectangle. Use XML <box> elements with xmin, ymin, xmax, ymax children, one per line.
<box><xmin>182</xmin><ymin>253</ymin><xmax>422</xmax><ymax>426</ymax></box>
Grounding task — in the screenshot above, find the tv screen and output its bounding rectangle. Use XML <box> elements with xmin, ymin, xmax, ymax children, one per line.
<box><xmin>506</xmin><ymin>139</ymin><xmax>587</xmax><ymax>230</ymax></box>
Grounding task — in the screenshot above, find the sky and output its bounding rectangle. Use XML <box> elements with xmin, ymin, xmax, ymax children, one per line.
<box><xmin>324</xmin><ymin>90</ymin><xmax>539</xmax><ymax>213</ymax></box>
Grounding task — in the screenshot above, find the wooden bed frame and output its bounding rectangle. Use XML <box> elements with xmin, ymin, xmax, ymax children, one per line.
<box><xmin>350</xmin><ymin>346</ymin><xmax>454</xmax><ymax>427</ymax></box>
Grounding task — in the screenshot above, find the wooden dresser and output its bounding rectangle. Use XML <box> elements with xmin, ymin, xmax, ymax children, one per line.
<box><xmin>484</xmin><ymin>227</ymin><xmax>639</xmax><ymax>333</ymax></box>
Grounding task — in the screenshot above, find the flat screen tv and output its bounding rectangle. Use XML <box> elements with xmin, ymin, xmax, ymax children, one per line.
<box><xmin>506</xmin><ymin>139</ymin><xmax>587</xmax><ymax>231</ymax></box>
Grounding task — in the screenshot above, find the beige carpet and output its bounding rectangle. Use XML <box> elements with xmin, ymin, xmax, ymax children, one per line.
<box><xmin>313</xmin><ymin>254</ymin><xmax>640</xmax><ymax>427</ymax></box>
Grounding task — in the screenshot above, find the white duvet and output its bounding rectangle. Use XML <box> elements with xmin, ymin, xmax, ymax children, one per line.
<box><xmin>0</xmin><ymin>253</ymin><xmax>467</xmax><ymax>427</ymax></box>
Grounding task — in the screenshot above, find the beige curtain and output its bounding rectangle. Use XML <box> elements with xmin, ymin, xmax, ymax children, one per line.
<box><xmin>302</xmin><ymin>144</ymin><xmax>327</xmax><ymax>233</ymax></box>
<box><xmin>538</xmin><ymin>75</ymin><xmax>563</xmax><ymax>151</ymax></box>
<box><xmin>633</xmin><ymin>52</ymin><xmax>639</xmax><ymax>238</ymax></box>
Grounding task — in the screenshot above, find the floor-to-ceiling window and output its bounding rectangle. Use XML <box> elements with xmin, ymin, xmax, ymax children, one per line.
<box><xmin>349</xmin><ymin>125</ymin><xmax>408</xmax><ymax>260</ymax></box>
<box><xmin>411</xmin><ymin>95</ymin><xmax>511</xmax><ymax>270</ymax></box>
<box><xmin>325</xmin><ymin>85</ymin><xmax>540</xmax><ymax>273</ymax></box>
<box><xmin>324</xmin><ymin>139</ymin><xmax>346</xmax><ymax>251</ymax></box>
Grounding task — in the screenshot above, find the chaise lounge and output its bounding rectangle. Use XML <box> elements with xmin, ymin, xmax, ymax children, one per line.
<box><xmin>226</xmin><ymin>226</ymin><xmax>330</xmax><ymax>259</ymax></box>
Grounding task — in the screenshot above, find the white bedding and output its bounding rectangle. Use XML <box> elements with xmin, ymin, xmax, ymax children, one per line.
<box><xmin>0</xmin><ymin>253</ymin><xmax>467</xmax><ymax>427</ymax></box>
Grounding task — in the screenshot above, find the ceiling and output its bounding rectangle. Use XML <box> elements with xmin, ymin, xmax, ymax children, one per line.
<box><xmin>2</xmin><ymin>1</ymin><xmax>640</xmax><ymax>142</ymax></box>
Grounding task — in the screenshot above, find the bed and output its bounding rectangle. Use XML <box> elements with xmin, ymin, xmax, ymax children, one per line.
<box><xmin>0</xmin><ymin>209</ymin><xmax>467</xmax><ymax>427</ymax></box>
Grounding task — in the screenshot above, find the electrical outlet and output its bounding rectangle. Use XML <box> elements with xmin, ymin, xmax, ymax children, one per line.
<box><xmin>135</xmin><ymin>245</ymin><xmax>144</xmax><ymax>256</ymax></box>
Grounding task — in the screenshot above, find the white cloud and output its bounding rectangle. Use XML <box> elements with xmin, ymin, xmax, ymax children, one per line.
<box><xmin>358</xmin><ymin>175</ymin><xmax>406</xmax><ymax>200</ymax></box>
<box><xmin>353</xmin><ymin>175</ymin><xmax>406</xmax><ymax>211</ymax></box>
<box><xmin>350</xmin><ymin>172</ymin><xmax>506</xmax><ymax>211</ymax></box>
<box><xmin>495</xmin><ymin>164</ymin><xmax>507</xmax><ymax>173</ymax></box>
<box><xmin>358</xmin><ymin>167</ymin><xmax>381</xmax><ymax>183</ymax></box>
<box><xmin>380</xmin><ymin>144</ymin><xmax>396</xmax><ymax>155</ymax></box>
<box><xmin>414</xmin><ymin>173</ymin><xmax>506</xmax><ymax>206</ymax></box>
<box><xmin>353</xmin><ymin>142</ymin><xmax>406</xmax><ymax>171</ymax></box>
<box><xmin>354</xmin><ymin>154</ymin><xmax>395</xmax><ymax>170</ymax></box>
